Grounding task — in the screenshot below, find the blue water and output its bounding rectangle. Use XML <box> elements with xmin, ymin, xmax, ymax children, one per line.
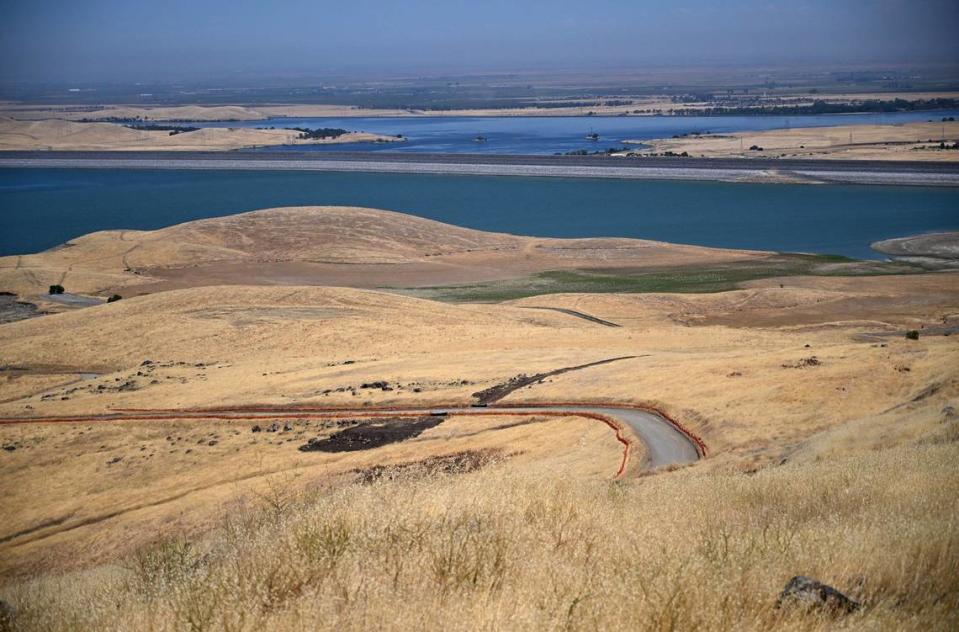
<box><xmin>197</xmin><ymin>111</ymin><xmax>959</xmax><ymax>155</ymax></box>
<box><xmin>1</xmin><ymin>168</ymin><xmax>957</xmax><ymax>259</ymax></box>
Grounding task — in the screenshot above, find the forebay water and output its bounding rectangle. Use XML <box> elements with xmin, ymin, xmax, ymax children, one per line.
<box><xmin>1</xmin><ymin>168</ymin><xmax>957</xmax><ymax>259</ymax></box>
<box><xmin>201</xmin><ymin>111</ymin><xmax>959</xmax><ymax>154</ymax></box>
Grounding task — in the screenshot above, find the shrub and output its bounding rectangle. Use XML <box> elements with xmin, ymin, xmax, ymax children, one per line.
<box><xmin>906</xmin><ymin>330</ymin><xmax>920</xmax><ymax>340</ymax></box>
<box><xmin>290</xmin><ymin>127</ymin><xmax>349</xmax><ymax>140</ymax></box>
<box><xmin>126</xmin><ymin>537</ymin><xmax>202</xmax><ymax>592</ymax></box>
<box><xmin>48</xmin><ymin>284</ymin><xmax>64</xmax><ymax>295</ymax></box>
<box><xmin>107</xmin><ymin>294</ymin><xmax>122</xmax><ymax>303</ymax></box>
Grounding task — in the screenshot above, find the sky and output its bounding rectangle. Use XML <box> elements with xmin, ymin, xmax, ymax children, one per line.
<box><xmin>0</xmin><ymin>0</ymin><xmax>957</xmax><ymax>85</ymax></box>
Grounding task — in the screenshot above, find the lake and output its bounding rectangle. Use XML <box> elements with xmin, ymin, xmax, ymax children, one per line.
<box><xmin>1</xmin><ymin>168</ymin><xmax>957</xmax><ymax>259</ymax></box>
<box><xmin>198</xmin><ymin>111</ymin><xmax>959</xmax><ymax>155</ymax></box>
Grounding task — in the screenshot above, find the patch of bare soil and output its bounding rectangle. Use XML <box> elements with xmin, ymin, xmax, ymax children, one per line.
<box><xmin>0</xmin><ymin>294</ymin><xmax>41</xmax><ymax>324</ymax></box>
<box><xmin>298</xmin><ymin>415</ymin><xmax>446</xmax><ymax>452</ymax></box>
<box><xmin>353</xmin><ymin>448</ymin><xmax>504</xmax><ymax>484</ymax></box>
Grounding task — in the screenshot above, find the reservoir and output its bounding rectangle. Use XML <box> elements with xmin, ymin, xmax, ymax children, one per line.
<box><xmin>198</xmin><ymin>111</ymin><xmax>959</xmax><ymax>155</ymax></box>
<box><xmin>1</xmin><ymin>168</ymin><xmax>956</xmax><ymax>258</ymax></box>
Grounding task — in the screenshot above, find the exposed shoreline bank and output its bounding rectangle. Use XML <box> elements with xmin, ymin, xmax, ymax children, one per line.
<box><xmin>3</xmin><ymin>151</ymin><xmax>959</xmax><ymax>186</ymax></box>
<box><xmin>871</xmin><ymin>231</ymin><xmax>959</xmax><ymax>269</ymax></box>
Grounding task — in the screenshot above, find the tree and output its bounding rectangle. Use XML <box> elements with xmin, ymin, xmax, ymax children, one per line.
<box><xmin>48</xmin><ymin>284</ymin><xmax>64</xmax><ymax>295</ymax></box>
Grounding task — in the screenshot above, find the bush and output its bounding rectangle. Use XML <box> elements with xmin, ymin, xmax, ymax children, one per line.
<box><xmin>906</xmin><ymin>330</ymin><xmax>920</xmax><ymax>340</ymax></box>
<box><xmin>107</xmin><ymin>294</ymin><xmax>122</xmax><ymax>303</ymax></box>
<box><xmin>126</xmin><ymin>537</ymin><xmax>202</xmax><ymax>592</ymax></box>
<box><xmin>48</xmin><ymin>284</ymin><xmax>64</xmax><ymax>295</ymax></box>
<box><xmin>290</xmin><ymin>127</ymin><xmax>349</xmax><ymax>140</ymax></box>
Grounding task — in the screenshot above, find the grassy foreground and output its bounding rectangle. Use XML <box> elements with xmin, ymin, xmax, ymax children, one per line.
<box><xmin>3</xmin><ymin>438</ymin><xmax>957</xmax><ymax>631</ymax></box>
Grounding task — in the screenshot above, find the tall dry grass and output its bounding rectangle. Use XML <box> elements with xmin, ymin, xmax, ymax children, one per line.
<box><xmin>2</xmin><ymin>440</ymin><xmax>957</xmax><ymax>631</ymax></box>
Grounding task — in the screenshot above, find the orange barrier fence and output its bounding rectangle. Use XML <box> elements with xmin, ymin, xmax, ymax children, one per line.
<box><xmin>0</xmin><ymin>407</ymin><xmax>637</xmax><ymax>477</ymax></box>
<box><xmin>486</xmin><ymin>401</ymin><xmax>709</xmax><ymax>458</ymax></box>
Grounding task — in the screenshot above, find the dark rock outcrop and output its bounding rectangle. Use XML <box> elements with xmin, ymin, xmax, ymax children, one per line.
<box><xmin>775</xmin><ymin>576</ymin><xmax>860</xmax><ymax>613</ymax></box>
<box><xmin>0</xmin><ymin>600</ymin><xmax>15</xmax><ymax>632</ymax></box>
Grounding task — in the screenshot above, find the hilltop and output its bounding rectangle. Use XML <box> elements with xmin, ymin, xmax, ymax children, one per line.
<box><xmin>0</xmin><ymin>206</ymin><xmax>766</xmax><ymax>301</ymax></box>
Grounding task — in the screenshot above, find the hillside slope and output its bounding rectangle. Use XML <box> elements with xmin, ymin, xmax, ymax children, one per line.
<box><xmin>0</xmin><ymin>206</ymin><xmax>764</xmax><ymax>299</ymax></box>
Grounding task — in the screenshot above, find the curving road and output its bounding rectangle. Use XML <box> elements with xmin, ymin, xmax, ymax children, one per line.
<box><xmin>0</xmin><ymin>402</ymin><xmax>703</xmax><ymax>473</ymax></box>
<box><xmin>0</xmin><ymin>402</ymin><xmax>704</xmax><ymax>549</ymax></box>
<box><xmin>477</xmin><ymin>405</ymin><xmax>700</xmax><ymax>469</ymax></box>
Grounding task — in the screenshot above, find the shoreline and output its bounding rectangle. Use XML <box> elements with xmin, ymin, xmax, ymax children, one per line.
<box><xmin>871</xmin><ymin>231</ymin><xmax>959</xmax><ymax>269</ymax></box>
<box><xmin>2</xmin><ymin>151</ymin><xmax>959</xmax><ymax>186</ymax></box>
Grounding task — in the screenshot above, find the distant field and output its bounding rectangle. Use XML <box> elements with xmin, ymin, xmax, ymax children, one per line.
<box><xmin>399</xmin><ymin>254</ymin><xmax>922</xmax><ymax>302</ymax></box>
<box><xmin>4</xmin><ymin>65</ymin><xmax>958</xmax><ymax>110</ymax></box>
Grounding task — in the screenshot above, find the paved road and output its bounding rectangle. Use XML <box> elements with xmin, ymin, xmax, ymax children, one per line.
<box><xmin>0</xmin><ymin>402</ymin><xmax>703</xmax><ymax>472</ymax></box>
<box><xmin>0</xmin><ymin>402</ymin><xmax>701</xmax><ymax>549</ymax></box>
<box><xmin>488</xmin><ymin>405</ymin><xmax>701</xmax><ymax>469</ymax></box>
<box><xmin>2</xmin><ymin>151</ymin><xmax>958</xmax><ymax>186</ymax></box>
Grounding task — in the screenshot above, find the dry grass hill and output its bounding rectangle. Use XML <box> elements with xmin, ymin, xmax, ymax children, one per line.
<box><xmin>0</xmin><ymin>206</ymin><xmax>765</xmax><ymax>302</ymax></box>
<box><xmin>0</xmin><ymin>206</ymin><xmax>956</xmax><ymax>631</ymax></box>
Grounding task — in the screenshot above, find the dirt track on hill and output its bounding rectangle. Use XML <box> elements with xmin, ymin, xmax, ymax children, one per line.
<box><xmin>0</xmin><ymin>402</ymin><xmax>702</xmax><ymax>473</ymax></box>
<box><xmin>0</xmin><ymin>402</ymin><xmax>701</xmax><ymax>550</ymax></box>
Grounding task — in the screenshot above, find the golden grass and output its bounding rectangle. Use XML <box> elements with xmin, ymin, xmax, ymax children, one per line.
<box><xmin>0</xmin><ymin>206</ymin><xmax>762</xmax><ymax>299</ymax></box>
<box><xmin>0</xmin><ymin>118</ymin><xmax>398</xmax><ymax>152</ymax></box>
<box><xmin>630</xmin><ymin>120</ymin><xmax>959</xmax><ymax>161</ymax></box>
<box><xmin>0</xmin><ymin>412</ymin><xmax>625</xmax><ymax>578</ymax></box>
<box><xmin>2</xmin><ymin>436</ymin><xmax>956</xmax><ymax>631</ymax></box>
<box><xmin>1</xmin><ymin>208</ymin><xmax>957</xmax><ymax>628</ymax></box>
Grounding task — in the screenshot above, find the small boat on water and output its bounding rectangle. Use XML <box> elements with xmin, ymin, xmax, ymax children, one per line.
<box><xmin>586</xmin><ymin>130</ymin><xmax>600</xmax><ymax>141</ymax></box>
<box><xmin>473</xmin><ymin>135</ymin><xmax>488</xmax><ymax>143</ymax></box>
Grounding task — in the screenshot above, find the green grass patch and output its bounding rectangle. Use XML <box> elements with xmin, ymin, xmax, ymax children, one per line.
<box><xmin>390</xmin><ymin>254</ymin><xmax>922</xmax><ymax>303</ymax></box>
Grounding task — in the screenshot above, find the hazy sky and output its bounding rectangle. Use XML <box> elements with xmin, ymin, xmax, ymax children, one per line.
<box><xmin>1</xmin><ymin>0</ymin><xmax>957</xmax><ymax>84</ymax></box>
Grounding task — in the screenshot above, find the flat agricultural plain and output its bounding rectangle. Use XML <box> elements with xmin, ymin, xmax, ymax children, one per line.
<box><xmin>632</xmin><ymin>120</ymin><xmax>959</xmax><ymax>161</ymax></box>
<box><xmin>0</xmin><ymin>207</ymin><xmax>957</xmax><ymax>631</ymax></box>
<box><xmin>4</xmin><ymin>90</ymin><xmax>959</xmax><ymax>120</ymax></box>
